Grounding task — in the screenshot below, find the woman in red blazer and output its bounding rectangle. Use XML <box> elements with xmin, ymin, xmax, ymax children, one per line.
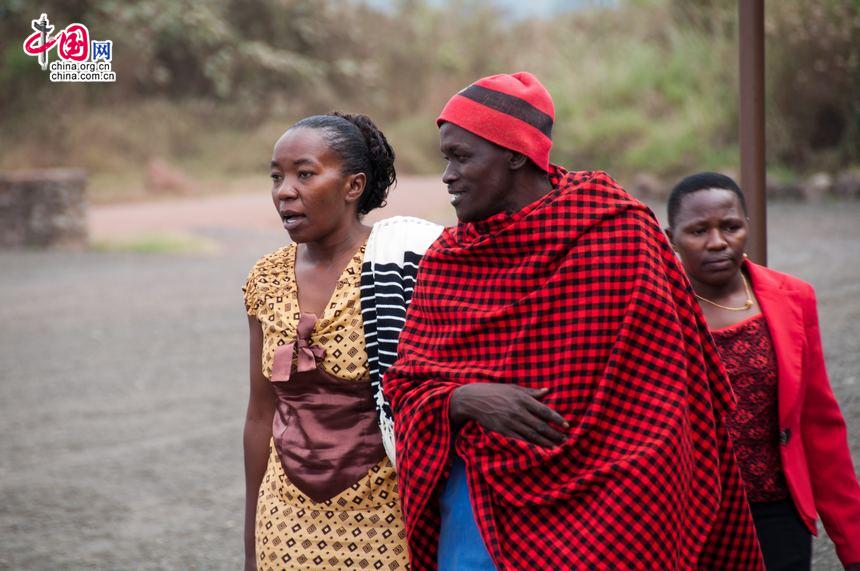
<box><xmin>666</xmin><ymin>172</ymin><xmax>860</xmax><ymax>570</ymax></box>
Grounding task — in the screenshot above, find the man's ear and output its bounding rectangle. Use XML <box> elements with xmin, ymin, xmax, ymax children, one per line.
<box><xmin>344</xmin><ymin>173</ymin><xmax>367</xmax><ymax>203</ymax></box>
<box><xmin>665</xmin><ymin>227</ymin><xmax>676</xmax><ymax>248</ymax></box>
<box><xmin>508</xmin><ymin>151</ymin><xmax>529</xmax><ymax>171</ymax></box>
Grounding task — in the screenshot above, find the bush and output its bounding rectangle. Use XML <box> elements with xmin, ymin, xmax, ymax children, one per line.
<box><xmin>1</xmin><ymin>0</ymin><xmax>857</xmax><ymax>194</ymax></box>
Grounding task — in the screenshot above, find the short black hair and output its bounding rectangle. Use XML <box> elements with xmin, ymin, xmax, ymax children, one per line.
<box><xmin>667</xmin><ymin>172</ymin><xmax>748</xmax><ymax>228</ymax></box>
<box><xmin>290</xmin><ymin>112</ymin><xmax>395</xmax><ymax>216</ymax></box>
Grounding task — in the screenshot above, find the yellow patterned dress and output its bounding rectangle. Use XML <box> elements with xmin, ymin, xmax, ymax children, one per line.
<box><xmin>243</xmin><ymin>243</ymin><xmax>409</xmax><ymax>570</ymax></box>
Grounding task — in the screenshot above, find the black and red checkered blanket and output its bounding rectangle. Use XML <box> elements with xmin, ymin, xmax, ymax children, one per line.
<box><xmin>385</xmin><ymin>168</ymin><xmax>763</xmax><ymax>570</ymax></box>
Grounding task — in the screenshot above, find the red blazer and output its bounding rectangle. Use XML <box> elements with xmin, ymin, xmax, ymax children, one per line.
<box><xmin>747</xmin><ymin>261</ymin><xmax>860</xmax><ymax>565</ymax></box>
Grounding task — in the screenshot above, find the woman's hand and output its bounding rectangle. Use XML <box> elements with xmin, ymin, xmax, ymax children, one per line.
<box><xmin>450</xmin><ymin>384</ymin><xmax>568</xmax><ymax>448</ymax></box>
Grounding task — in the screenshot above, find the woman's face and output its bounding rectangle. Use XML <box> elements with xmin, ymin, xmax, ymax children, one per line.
<box><xmin>668</xmin><ymin>188</ymin><xmax>749</xmax><ymax>288</ymax></box>
<box><xmin>269</xmin><ymin>128</ymin><xmax>364</xmax><ymax>243</ymax></box>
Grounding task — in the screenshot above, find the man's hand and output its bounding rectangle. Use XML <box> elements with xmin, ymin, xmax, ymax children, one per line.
<box><xmin>450</xmin><ymin>384</ymin><xmax>568</xmax><ymax>448</ymax></box>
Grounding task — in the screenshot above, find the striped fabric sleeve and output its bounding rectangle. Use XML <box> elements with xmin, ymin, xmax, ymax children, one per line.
<box><xmin>360</xmin><ymin>216</ymin><xmax>443</xmax><ymax>467</ymax></box>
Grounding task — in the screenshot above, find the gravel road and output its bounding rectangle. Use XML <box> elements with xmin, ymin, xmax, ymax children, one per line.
<box><xmin>1</xmin><ymin>179</ymin><xmax>858</xmax><ymax>570</ymax></box>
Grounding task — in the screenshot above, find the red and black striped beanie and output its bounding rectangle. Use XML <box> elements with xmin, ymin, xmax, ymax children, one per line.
<box><xmin>437</xmin><ymin>72</ymin><xmax>554</xmax><ymax>172</ymax></box>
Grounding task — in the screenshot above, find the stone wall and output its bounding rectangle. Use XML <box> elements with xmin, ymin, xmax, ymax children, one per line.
<box><xmin>0</xmin><ymin>169</ymin><xmax>88</xmax><ymax>248</ymax></box>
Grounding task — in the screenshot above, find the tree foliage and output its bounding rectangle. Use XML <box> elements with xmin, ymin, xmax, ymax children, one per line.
<box><xmin>0</xmin><ymin>0</ymin><xmax>857</xmax><ymax>180</ymax></box>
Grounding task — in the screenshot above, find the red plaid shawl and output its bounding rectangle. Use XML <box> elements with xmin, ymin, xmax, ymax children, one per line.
<box><xmin>385</xmin><ymin>169</ymin><xmax>763</xmax><ymax>570</ymax></box>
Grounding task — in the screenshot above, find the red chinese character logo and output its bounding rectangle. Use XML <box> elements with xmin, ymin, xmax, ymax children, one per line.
<box><xmin>57</xmin><ymin>24</ymin><xmax>90</xmax><ymax>61</ymax></box>
<box><xmin>23</xmin><ymin>21</ymin><xmax>89</xmax><ymax>62</ymax></box>
<box><xmin>23</xmin><ymin>16</ymin><xmax>58</xmax><ymax>57</ymax></box>
<box><xmin>23</xmin><ymin>34</ymin><xmax>57</xmax><ymax>54</ymax></box>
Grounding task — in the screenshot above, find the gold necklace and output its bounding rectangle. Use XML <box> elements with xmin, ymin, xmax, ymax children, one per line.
<box><xmin>695</xmin><ymin>272</ymin><xmax>753</xmax><ymax>311</ymax></box>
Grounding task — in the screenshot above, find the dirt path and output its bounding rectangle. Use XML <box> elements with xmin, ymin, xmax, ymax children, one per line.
<box><xmin>88</xmin><ymin>176</ymin><xmax>453</xmax><ymax>241</ymax></box>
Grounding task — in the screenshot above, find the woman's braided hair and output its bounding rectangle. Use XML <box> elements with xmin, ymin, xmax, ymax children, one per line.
<box><xmin>290</xmin><ymin>112</ymin><xmax>395</xmax><ymax>216</ymax></box>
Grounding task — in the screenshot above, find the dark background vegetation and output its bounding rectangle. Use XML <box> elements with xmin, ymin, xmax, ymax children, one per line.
<box><xmin>1</xmin><ymin>0</ymin><xmax>858</xmax><ymax>202</ymax></box>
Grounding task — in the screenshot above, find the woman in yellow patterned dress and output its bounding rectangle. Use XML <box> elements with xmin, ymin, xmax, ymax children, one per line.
<box><xmin>242</xmin><ymin>112</ymin><xmax>440</xmax><ymax>570</ymax></box>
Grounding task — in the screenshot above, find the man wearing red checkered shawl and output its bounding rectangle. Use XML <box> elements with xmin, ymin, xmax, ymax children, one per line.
<box><xmin>384</xmin><ymin>72</ymin><xmax>764</xmax><ymax>570</ymax></box>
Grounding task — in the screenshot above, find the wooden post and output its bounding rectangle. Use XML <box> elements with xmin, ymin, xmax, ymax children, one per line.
<box><xmin>738</xmin><ymin>0</ymin><xmax>767</xmax><ymax>265</ymax></box>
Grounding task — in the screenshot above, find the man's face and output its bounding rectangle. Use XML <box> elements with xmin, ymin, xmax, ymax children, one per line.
<box><xmin>439</xmin><ymin>122</ymin><xmax>515</xmax><ymax>222</ymax></box>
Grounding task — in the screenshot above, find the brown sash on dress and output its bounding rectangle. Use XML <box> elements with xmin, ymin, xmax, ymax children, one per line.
<box><xmin>270</xmin><ymin>313</ymin><xmax>385</xmax><ymax>503</ymax></box>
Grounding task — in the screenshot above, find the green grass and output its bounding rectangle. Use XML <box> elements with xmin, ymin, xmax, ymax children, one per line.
<box><xmin>531</xmin><ymin>4</ymin><xmax>739</xmax><ymax>178</ymax></box>
<box><xmin>93</xmin><ymin>233</ymin><xmax>218</xmax><ymax>254</ymax></box>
